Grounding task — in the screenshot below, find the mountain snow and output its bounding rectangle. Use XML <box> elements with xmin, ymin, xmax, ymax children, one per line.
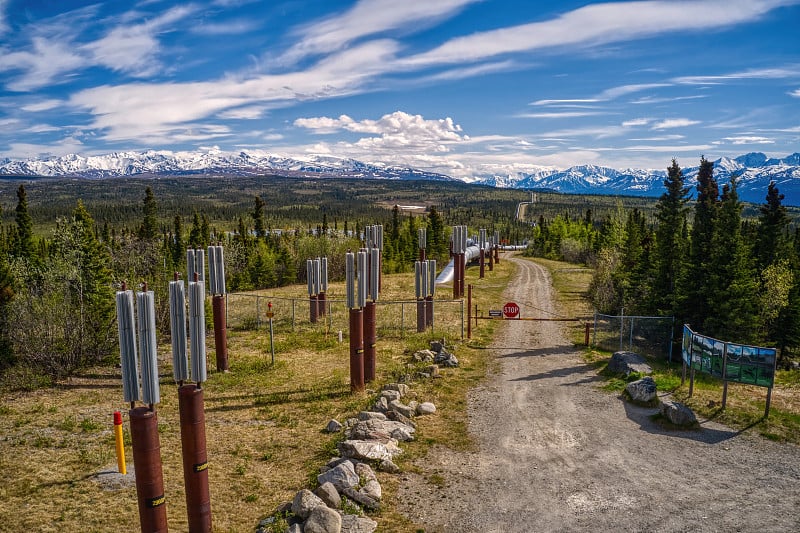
<box><xmin>1</xmin><ymin>150</ymin><xmax>798</xmax><ymax>205</ymax></box>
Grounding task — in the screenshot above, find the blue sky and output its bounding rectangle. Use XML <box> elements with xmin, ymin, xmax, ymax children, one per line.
<box><xmin>1</xmin><ymin>0</ymin><xmax>799</xmax><ymax>177</ymax></box>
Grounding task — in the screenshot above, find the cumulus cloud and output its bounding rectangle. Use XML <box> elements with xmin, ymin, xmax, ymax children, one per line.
<box><xmin>294</xmin><ymin>111</ymin><xmax>467</xmax><ymax>153</ymax></box>
<box><xmin>790</xmin><ymin>88</ymin><xmax>800</xmax><ymax>97</ymax></box>
<box><xmin>652</xmin><ymin>118</ymin><xmax>700</xmax><ymax>130</ymax></box>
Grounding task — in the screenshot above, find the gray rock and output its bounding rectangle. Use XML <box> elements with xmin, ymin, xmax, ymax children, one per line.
<box><xmin>349</xmin><ymin>419</ymin><xmax>415</xmax><ymax>441</ymax></box>
<box><xmin>386</xmin><ymin>409</ymin><xmax>416</xmax><ymax>429</ymax></box>
<box><xmin>354</xmin><ymin>462</ymin><xmax>376</xmax><ymax>481</ymax></box>
<box><xmin>304</xmin><ymin>505</ymin><xmax>342</xmax><ymax>533</ymax></box>
<box><xmin>608</xmin><ymin>351</ymin><xmax>652</xmax><ymax>375</ymax></box>
<box><xmin>287</xmin><ymin>524</ymin><xmax>303</xmax><ymax>533</ymax></box>
<box><xmin>357</xmin><ymin>411</ymin><xmax>386</xmax><ymax>421</ymax></box>
<box><xmin>274</xmin><ymin>501</ymin><xmax>293</xmax><ymax>515</ymax></box>
<box><xmin>325</xmin><ymin>419</ymin><xmax>343</xmax><ymax>433</ymax></box>
<box><xmin>317</xmin><ymin>460</ymin><xmax>360</xmax><ymax>492</ymax></box>
<box><xmin>412</xmin><ymin>349</ymin><xmax>436</xmax><ymax>362</ymax></box>
<box><xmin>341</xmin><ymin>487</ymin><xmax>381</xmax><ymax>511</ymax></box>
<box><xmin>380</xmin><ymin>389</ymin><xmax>401</xmax><ymax>402</ymax></box>
<box><xmin>626</xmin><ymin>376</ymin><xmax>658</xmax><ymax>403</ymax></box>
<box><xmin>377</xmin><ymin>458</ymin><xmax>401</xmax><ymax>473</ymax></box>
<box><xmin>292</xmin><ymin>489</ymin><xmax>325</xmax><ymax>520</ymax></box>
<box><xmin>372</xmin><ymin>396</ymin><xmax>389</xmax><ymax>413</ymax></box>
<box><xmin>338</xmin><ymin>439</ymin><xmax>403</xmax><ymax>461</ymax></box>
<box><xmin>433</xmin><ymin>350</ymin><xmax>459</xmax><ymax>367</ymax></box>
<box><xmin>430</xmin><ymin>340</ymin><xmax>445</xmax><ymax>353</ymax></box>
<box><xmin>340</xmin><ymin>515</ymin><xmax>378</xmax><ymax>533</ymax></box>
<box><xmin>417</xmin><ymin>402</ymin><xmax>437</xmax><ymax>415</ymax></box>
<box><xmin>426</xmin><ymin>364</ymin><xmax>440</xmax><ymax>377</ymax></box>
<box><xmin>660</xmin><ymin>400</ymin><xmax>698</xmax><ymax>427</ymax></box>
<box><xmin>383</xmin><ymin>383</ymin><xmax>410</xmax><ymax>397</ymax></box>
<box><xmin>361</xmin><ymin>479</ymin><xmax>382</xmax><ymax>501</ymax></box>
<box><xmin>314</xmin><ymin>482</ymin><xmax>341</xmax><ymax>509</ymax></box>
<box><xmin>388</xmin><ymin>399</ymin><xmax>416</xmax><ymax>419</ymax></box>
<box><xmin>390</xmin><ymin>426</ymin><xmax>415</xmax><ymax>442</ymax></box>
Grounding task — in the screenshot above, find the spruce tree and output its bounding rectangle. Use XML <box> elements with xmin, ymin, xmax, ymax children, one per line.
<box><xmin>756</xmin><ymin>181</ymin><xmax>791</xmax><ymax>268</ymax></box>
<box><xmin>253</xmin><ymin>196</ymin><xmax>266</xmax><ymax>239</ymax></box>
<box><xmin>683</xmin><ymin>156</ymin><xmax>718</xmax><ymax>331</ymax></box>
<box><xmin>138</xmin><ymin>186</ymin><xmax>158</xmax><ymax>240</ymax></box>
<box><xmin>704</xmin><ymin>177</ymin><xmax>758</xmax><ymax>342</ymax></box>
<box><xmin>13</xmin><ymin>184</ymin><xmax>35</xmax><ymax>259</ymax></box>
<box><xmin>651</xmin><ymin>159</ymin><xmax>690</xmax><ymax>315</ymax></box>
<box><xmin>172</xmin><ymin>215</ymin><xmax>185</xmax><ymax>267</ymax></box>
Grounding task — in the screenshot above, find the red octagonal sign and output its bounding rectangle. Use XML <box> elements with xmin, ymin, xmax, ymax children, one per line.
<box><xmin>503</xmin><ymin>301</ymin><xmax>520</xmax><ymax>318</ymax></box>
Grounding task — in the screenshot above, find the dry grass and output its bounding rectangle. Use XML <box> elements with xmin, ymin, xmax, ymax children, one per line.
<box><xmin>0</xmin><ymin>255</ymin><xmax>513</xmax><ymax>532</ymax></box>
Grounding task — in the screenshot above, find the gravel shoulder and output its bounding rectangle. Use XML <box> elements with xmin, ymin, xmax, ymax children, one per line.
<box><xmin>398</xmin><ymin>257</ymin><xmax>800</xmax><ymax>532</ymax></box>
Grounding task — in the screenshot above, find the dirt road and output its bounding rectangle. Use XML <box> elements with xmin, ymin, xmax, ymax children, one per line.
<box><xmin>398</xmin><ymin>257</ymin><xmax>800</xmax><ymax>532</ymax></box>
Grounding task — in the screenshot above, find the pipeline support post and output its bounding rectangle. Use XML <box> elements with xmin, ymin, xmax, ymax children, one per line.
<box><xmin>363</xmin><ymin>301</ymin><xmax>376</xmax><ymax>383</ymax></box>
<box><xmin>178</xmin><ymin>385</ymin><xmax>212</xmax><ymax>532</ymax></box>
<box><xmin>467</xmin><ymin>284</ymin><xmax>472</xmax><ymax>339</ymax></box>
<box><xmin>349</xmin><ymin>308</ymin><xmax>365</xmax><ymax>392</ymax></box>
<box><xmin>310</xmin><ymin>294</ymin><xmax>319</xmax><ymax>324</ymax></box>
<box><xmin>130</xmin><ymin>407</ymin><xmax>168</xmax><ymax>533</ymax></box>
<box><xmin>416</xmin><ymin>298</ymin><xmax>426</xmax><ymax>333</ymax></box>
<box><xmin>212</xmin><ymin>295</ymin><xmax>228</xmax><ymax>372</ymax></box>
<box><xmin>479</xmin><ymin>248</ymin><xmax>485</xmax><ymax>279</ymax></box>
<box><xmin>425</xmin><ymin>296</ymin><xmax>433</xmax><ymax>329</ymax></box>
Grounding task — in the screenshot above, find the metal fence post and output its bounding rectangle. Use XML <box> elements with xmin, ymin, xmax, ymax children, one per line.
<box><xmin>629</xmin><ymin>316</ymin><xmax>635</xmax><ymax>351</ymax></box>
<box><xmin>291</xmin><ymin>298</ymin><xmax>296</xmax><ymax>331</ymax></box>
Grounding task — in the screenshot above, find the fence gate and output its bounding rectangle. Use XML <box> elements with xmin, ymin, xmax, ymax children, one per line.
<box><xmin>593</xmin><ymin>312</ymin><xmax>675</xmax><ymax>361</ymax></box>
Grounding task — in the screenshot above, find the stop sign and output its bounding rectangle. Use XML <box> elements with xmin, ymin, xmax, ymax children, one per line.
<box><xmin>503</xmin><ymin>301</ymin><xmax>520</xmax><ymax>318</ymax></box>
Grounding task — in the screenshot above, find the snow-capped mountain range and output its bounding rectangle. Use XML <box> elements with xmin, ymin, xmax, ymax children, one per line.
<box><xmin>1</xmin><ymin>149</ymin><xmax>798</xmax><ymax>205</ymax></box>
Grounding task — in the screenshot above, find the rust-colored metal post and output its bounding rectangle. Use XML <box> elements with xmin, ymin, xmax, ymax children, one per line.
<box><xmin>467</xmin><ymin>284</ymin><xmax>472</xmax><ymax>339</ymax></box>
<box><xmin>425</xmin><ymin>295</ymin><xmax>433</xmax><ymax>328</ymax></box>
<box><xmin>495</xmin><ymin>245</ymin><xmax>500</xmax><ymax>263</ymax></box>
<box><xmin>584</xmin><ymin>323</ymin><xmax>591</xmax><ymax>346</ymax></box>
<box><xmin>452</xmin><ymin>256</ymin><xmax>460</xmax><ymax>300</ymax></box>
<box><xmin>318</xmin><ymin>292</ymin><xmax>326</xmax><ymax>317</ymax></box>
<box><xmin>459</xmin><ymin>253</ymin><xmax>466</xmax><ymax>297</ymax></box>
<box><xmin>349</xmin><ymin>308</ymin><xmax>364</xmax><ymax>392</ymax></box>
<box><xmin>419</xmin><ymin>248</ymin><xmax>426</xmax><ymax>262</ymax></box>
<box><xmin>363</xmin><ymin>301</ymin><xmax>376</xmax><ymax>383</ymax></box>
<box><xmin>416</xmin><ymin>298</ymin><xmax>426</xmax><ymax>333</ymax></box>
<box><xmin>479</xmin><ymin>248</ymin><xmax>485</xmax><ymax>278</ymax></box>
<box><xmin>178</xmin><ymin>385</ymin><xmax>211</xmax><ymax>532</ymax></box>
<box><xmin>310</xmin><ymin>295</ymin><xmax>319</xmax><ymax>323</ymax></box>
<box><xmin>130</xmin><ymin>407</ymin><xmax>168</xmax><ymax>533</ymax></box>
<box><xmin>488</xmin><ymin>247</ymin><xmax>494</xmax><ymax>271</ymax></box>
<box><xmin>212</xmin><ymin>295</ymin><xmax>228</xmax><ymax>372</ymax></box>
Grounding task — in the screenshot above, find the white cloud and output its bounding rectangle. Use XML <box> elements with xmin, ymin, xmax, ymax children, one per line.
<box><xmin>401</xmin><ymin>0</ymin><xmax>791</xmax><ymax>68</ymax></box>
<box><xmin>422</xmin><ymin>60</ymin><xmax>519</xmax><ymax>82</ymax></box>
<box><xmin>280</xmin><ymin>0</ymin><xmax>482</xmax><ymax>64</ymax></box>
<box><xmin>218</xmin><ymin>106</ymin><xmax>268</xmax><ymax>120</ymax></box>
<box><xmin>0</xmin><ymin>37</ymin><xmax>86</xmax><ymax>91</ymax></box>
<box><xmin>598</xmin><ymin>83</ymin><xmax>670</xmax><ymax>100</ymax></box>
<box><xmin>294</xmin><ymin>111</ymin><xmax>466</xmax><ymax>153</ymax></box>
<box><xmin>530</xmin><ymin>98</ymin><xmax>601</xmax><ymax>106</ymax></box>
<box><xmin>631</xmin><ymin>94</ymin><xmax>708</xmax><ymax>104</ymax></box>
<box><xmin>0</xmin><ymin>0</ymin><xmax>8</xmax><ymax>34</ymax></box>
<box><xmin>82</xmin><ymin>5</ymin><xmax>196</xmax><ymax>77</ymax></box>
<box><xmin>674</xmin><ymin>65</ymin><xmax>800</xmax><ymax>85</ymax></box>
<box><xmin>790</xmin><ymin>88</ymin><xmax>800</xmax><ymax>97</ymax></box>
<box><xmin>652</xmin><ymin>118</ymin><xmax>700</xmax><ymax>130</ymax></box>
<box><xmin>518</xmin><ymin>111</ymin><xmax>608</xmax><ymax>119</ymax></box>
<box><xmin>20</xmin><ymin>99</ymin><xmax>64</xmax><ymax>112</ymax></box>
<box><xmin>190</xmin><ymin>19</ymin><xmax>261</xmax><ymax>36</ymax></box>
<box><xmin>622</xmin><ymin>118</ymin><xmax>651</xmax><ymax>127</ymax></box>
<box><xmin>722</xmin><ymin>136</ymin><xmax>774</xmax><ymax>145</ymax></box>
<box><xmin>1</xmin><ymin>136</ymin><xmax>85</xmax><ymax>159</ymax></box>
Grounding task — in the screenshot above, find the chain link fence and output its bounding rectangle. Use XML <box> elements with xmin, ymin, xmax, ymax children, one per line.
<box><xmin>225</xmin><ymin>293</ymin><xmax>465</xmax><ymax>339</ymax></box>
<box><xmin>593</xmin><ymin>312</ymin><xmax>675</xmax><ymax>361</ymax></box>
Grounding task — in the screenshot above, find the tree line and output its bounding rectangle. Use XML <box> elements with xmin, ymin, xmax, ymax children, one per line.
<box><xmin>526</xmin><ymin>157</ymin><xmax>799</xmax><ymax>358</ymax></box>
<box><xmin>0</xmin><ymin>184</ymin><xmax>464</xmax><ymax>386</ymax></box>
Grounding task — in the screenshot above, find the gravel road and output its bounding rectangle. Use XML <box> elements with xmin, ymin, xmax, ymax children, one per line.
<box><xmin>398</xmin><ymin>257</ymin><xmax>800</xmax><ymax>532</ymax></box>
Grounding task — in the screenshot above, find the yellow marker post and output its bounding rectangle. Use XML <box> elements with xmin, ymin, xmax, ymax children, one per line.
<box><xmin>113</xmin><ymin>410</ymin><xmax>127</xmax><ymax>475</ymax></box>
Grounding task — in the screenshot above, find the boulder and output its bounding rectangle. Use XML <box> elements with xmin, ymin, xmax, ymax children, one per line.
<box><xmin>342</xmin><ymin>487</ymin><xmax>381</xmax><ymax>511</ymax></box>
<box><xmin>348</xmin><ymin>419</ymin><xmax>415</xmax><ymax>442</ymax></box>
<box><xmin>314</xmin><ymin>481</ymin><xmax>341</xmax><ymax>509</ymax></box>
<box><xmin>304</xmin><ymin>505</ymin><xmax>342</xmax><ymax>533</ymax></box>
<box><xmin>338</xmin><ymin>439</ymin><xmax>403</xmax><ymax>461</ymax></box>
<box><xmin>325</xmin><ymin>419</ymin><xmax>343</xmax><ymax>433</ymax></box>
<box><xmin>380</xmin><ymin>389</ymin><xmax>401</xmax><ymax>403</ymax></box>
<box><xmin>383</xmin><ymin>383</ymin><xmax>410</xmax><ymax>397</ymax></box>
<box><xmin>377</xmin><ymin>458</ymin><xmax>401</xmax><ymax>473</ymax></box>
<box><xmin>625</xmin><ymin>376</ymin><xmax>658</xmax><ymax>403</ymax></box>
<box><xmin>434</xmin><ymin>350</ymin><xmax>459</xmax><ymax>367</ymax></box>
<box><xmin>340</xmin><ymin>515</ymin><xmax>378</xmax><ymax>533</ymax></box>
<box><xmin>317</xmin><ymin>460</ymin><xmax>360</xmax><ymax>492</ymax></box>
<box><xmin>388</xmin><ymin>399</ymin><xmax>416</xmax><ymax>419</ymax></box>
<box><xmin>287</xmin><ymin>523</ymin><xmax>303</xmax><ymax>533</ymax></box>
<box><xmin>372</xmin><ymin>396</ymin><xmax>389</xmax><ymax>413</ymax></box>
<box><xmin>357</xmin><ymin>411</ymin><xmax>386</xmax><ymax>421</ymax></box>
<box><xmin>608</xmin><ymin>351</ymin><xmax>652</xmax><ymax>375</ymax></box>
<box><xmin>412</xmin><ymin>349</ymin><xmax>436</xmax><ymax>362</ymax></box>
<box><xmin>386</xmin><ymin>409</ymin><xmax>416</xmax><ymax>429</ymax></box>
<box><xmin>660</xmin><ymin>400</ymin><xmax>698</xmax><ymax>427</ymax></box>
<box><xmin>425</xmin><ymin>364</ymin><xmax>440</xmax><ymax>377</ymax></box>
<box><xmin>292</xmin><ymin>489</ymin><xmax>325</xmax><ymax>520</ymax></box>
<box><xmin>417</xmin><ymin>402</ymin><xmax>437</xmax><ymax>415</ymax></box>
